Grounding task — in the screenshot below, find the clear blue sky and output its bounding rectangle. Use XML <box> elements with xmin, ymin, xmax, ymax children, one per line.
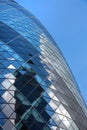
<box><xmin>16</xmin><ymin>0</ymin><xmax>87</xmax><ymax>104</ymax></box>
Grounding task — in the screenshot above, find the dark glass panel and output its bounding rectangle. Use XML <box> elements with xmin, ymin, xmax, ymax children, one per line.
<box><xmin>0</xmin><ymin>97</ymin><xmax>6</xmax><ymax>104</ymax></box>
<box><xmin>30</xmin><ymin>122</ymin><xmax>44</xmax><ymax>130</ymax></box>
<box><xmin>35</xmin><ymin>97</ymin><xmax>47</xmax><ymax>113</ymax></box>
<box><xmin>0</xmin><ymin>111</ymin><xmax>7</xmax><ymax>118</ymax></box>
<box><xmin>0</xmin><ymin>119</ymin><xmax>7</xmax><ymax>125</ymax></box>
<box><xmin>27</xmin><ymin>89</ymin><xmax>40</xmax><ymax>103</ymax></box>
<box><xmin>40</xmin><ymin>110</ymin><xmax>50</xmax><ymax>122</ymax></box>
<box><xmin>0</xmin><ymin>25</ymin><xmax>18</xmax><ymax>43</ymax></box>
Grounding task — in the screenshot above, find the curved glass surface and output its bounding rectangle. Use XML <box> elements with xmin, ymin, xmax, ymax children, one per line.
<box><xmin>0</xmin><ymin>1</ymin><xmax>87</xmax><ymax>130</ymax></box>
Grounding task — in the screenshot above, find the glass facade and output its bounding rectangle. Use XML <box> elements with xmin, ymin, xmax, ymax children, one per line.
<box><xmin>0</xmin><ymin>0</ymin><xmax>87</xmax><ymax>130</ymax></box>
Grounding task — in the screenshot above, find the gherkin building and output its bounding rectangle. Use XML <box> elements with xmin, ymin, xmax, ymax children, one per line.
<box><xmin>0</xmin><ymin>0</ymin><xmax>87</xmax><ymax>130</ymax></box>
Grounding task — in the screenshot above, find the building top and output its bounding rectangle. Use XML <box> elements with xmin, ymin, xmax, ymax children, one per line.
<box><xmin>0</xmin><ymin>0</ymin><xmax>17</xmax><ymax>4</ymax></box>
